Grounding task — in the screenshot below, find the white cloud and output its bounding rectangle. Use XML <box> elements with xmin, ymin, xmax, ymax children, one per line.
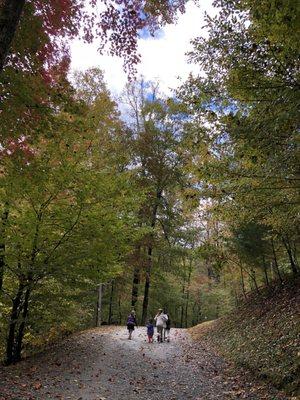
<box><xmin>70</xmin><ymin>0</ymin><xmax>215</xmax><ymax>96</ymax></box>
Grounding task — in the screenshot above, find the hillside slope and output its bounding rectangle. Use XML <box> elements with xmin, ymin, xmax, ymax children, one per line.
<box><xmin>189</xmin><ymin>278</ymin><xmax>300</xmax><ymax>396</ymax></box>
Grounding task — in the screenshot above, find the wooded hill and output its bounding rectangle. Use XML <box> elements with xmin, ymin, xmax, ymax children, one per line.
<box><xmin>190</xmin><ymin>277</ymin><xmax>300</xmax><ymax>397</ymax></box>
<box><xmin>0</xmin><ymin>0</ymin><xmax>299</xmax><ymax>369</ymax></box>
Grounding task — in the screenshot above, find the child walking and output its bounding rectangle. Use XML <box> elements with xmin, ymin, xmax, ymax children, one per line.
<box><xmin>146</xmin><ymin>319</ymin><xmax>154</xmax><ymax>343</ymax></box>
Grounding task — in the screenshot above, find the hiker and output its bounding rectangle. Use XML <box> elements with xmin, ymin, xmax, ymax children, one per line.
<box><xmin>126</xmin><ymin>312</ymin><xmax>137</xmax><ymax>340</ymax></box>
<box><xmin>154</xmin><ymin>308</ymin><xmax>168</xmax><ymax>343</ymax></box>
<box><xmin>146</xmin><ymin>318</ymin><xmax>154</xmax><ymax>343</ymax></box>
<box><xmin>165</xmin><ymin>312</ymin><xmax>171</xmax><ymax>342</ymax></box>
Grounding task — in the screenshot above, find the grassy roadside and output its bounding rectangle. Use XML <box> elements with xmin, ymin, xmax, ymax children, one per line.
<box><xmin>189</xmin><ymin>278</ymin><xmax>300</xmax><ymax>397</ymax></box>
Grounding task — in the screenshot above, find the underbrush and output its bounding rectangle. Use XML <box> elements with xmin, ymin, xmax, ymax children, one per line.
<box><xmin>189</xmin><ymin>277</ymin><xmax>300</xmax><ymax>396</ymax></box>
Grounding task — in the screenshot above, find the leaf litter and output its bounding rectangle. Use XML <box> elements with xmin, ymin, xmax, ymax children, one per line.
<box><xmin>0</xmin><ymin>326</ymin><xmax>290</xmax><ymax>400</ymax></box>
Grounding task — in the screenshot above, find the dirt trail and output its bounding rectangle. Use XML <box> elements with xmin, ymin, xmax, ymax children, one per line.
<box><xmin>0</xmin><ymin>327</ymin><xmax>289</xmax><ymax>400</ymax></box>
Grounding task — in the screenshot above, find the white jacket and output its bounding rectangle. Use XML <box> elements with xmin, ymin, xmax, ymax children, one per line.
<box><xmin>155</xmin><ymin>313</ymin><xmax>168</xmax><ymax>328</ymax></box>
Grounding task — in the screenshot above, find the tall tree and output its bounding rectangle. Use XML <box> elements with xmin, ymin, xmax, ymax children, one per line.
<box><xmin>177</xmin><ymin>0</ymin><xmax>300</xmax><ymax>289</ymax></box>
<box><xmin>122</xmin><ymin>80</ymin><xmax>189</xmax><ymax>323</ymax></box>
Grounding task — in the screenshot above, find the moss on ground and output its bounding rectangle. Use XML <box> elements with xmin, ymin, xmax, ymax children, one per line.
<box><xmin>189</xmin><ymin>278</ymin><xmax>300</xmax><ymax>397</ymax></box>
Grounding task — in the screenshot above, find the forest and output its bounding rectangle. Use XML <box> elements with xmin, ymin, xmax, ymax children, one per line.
<box><xmin>0</xmin><ymin>0</ymin><xmax>299</xmax><ymax>374</ymax></box>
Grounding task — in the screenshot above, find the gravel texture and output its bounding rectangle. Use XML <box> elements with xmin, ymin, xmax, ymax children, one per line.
<box><xmin>0</xmin><ymin>326</ymin><xmax>290</xmax><ymax>400</ymax></box>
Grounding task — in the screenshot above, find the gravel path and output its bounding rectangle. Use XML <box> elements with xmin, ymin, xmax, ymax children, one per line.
<box><xmin>0</xmin><ymin>327</ymin><xmax>289</xmax><ymax>400</ymax></box>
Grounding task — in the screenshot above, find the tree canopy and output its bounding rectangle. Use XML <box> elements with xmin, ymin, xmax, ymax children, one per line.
<box><xmin>0</xmin><ymin>0</ymin><xmax>186</xmax><ymax>75</ymax></box>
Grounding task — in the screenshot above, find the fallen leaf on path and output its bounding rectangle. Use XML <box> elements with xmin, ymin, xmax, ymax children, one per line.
<box><xmin>33</xmin><ymin>382</ymin><xmax>42</xmax><ymax>390</ymax></box>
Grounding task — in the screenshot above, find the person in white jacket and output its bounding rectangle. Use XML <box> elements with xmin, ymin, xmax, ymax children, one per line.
<box><xmin>154</xmin><ymin>308</ymin><xmax>168</xmax><ymax>343</ymax></box>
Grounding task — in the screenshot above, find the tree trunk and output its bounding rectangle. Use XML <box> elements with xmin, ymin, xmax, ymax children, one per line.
<box><xmin>140</xmin><ymin>189</ymin><xmax>161</xmax><ymax>325</ymax></box>
<box><xmin>282</xmin><ymin>235</ymin><xmax>299</xmax><ymax>275</ymax></box>
<box><xmin>108</xmin><ymin>281</ymin><xmax>114</xmax><ymax>325</ymax></box>
<box><xmin>271</xmin><ymin>238</ymin><xmax>283</xmax><ymax>284</ymax></box>
<box><xmin>192</xmin><ymin>303</ymin><xmax>197</xmax><ymax>326</ymax></box>
<box><xmin>15</xmin><ymin>286</ymin><xmax>31</xmax><ymax>362</ymax></box>
<box><xmin>118</xmin><ymin>294</ymin><xmax>122</xmax><ymax>325</ymax></box>
<box><xmin>141</xmin><ymin>246</ymin><xmax>152</xmax><ymax>325</ymax></box>
<box><xmin>184</xmin><ymin>289</ymin><xmax>190</xmax><ymax>328</ymax></box>
<box><xmin>180</xmin><ymin>284</ymin><xmax>185</xmax><ymax>328</ymax></box>
<box><xmin>250</xmin><ymin>268</ymin><xmax>260</xmax><ymax>294</ymax></box>
<box><xmin>262</xmin><ymin>254</ymin><xmax>269</xmax><ymax>287</ymax></box>
<box><xmin>172</xmin><ymin>304</ymin><xmax>178</xmax><ymax>327</ymax></box>
<box><xmin>0</xmin><ymin>204</ymin><xmax>9</xmax><ymax>291</ymax></box>
<box><xmin>184</xmin><ymin>259</ymin><xmax>192</xmax><ymax>328</ymax></box>
<box><xmin>6</xmin><ymin>211</ymin><xmax>41</xmax><ymax>363</ymax></box>
<box><xmin>96</xmin><ymin>283</ymin><xmax>103</xmax><ymax>327</ymax></box>
<box><xmin>192</xmin><ymin>302</ymin><xmax>201</xmax><ymax>326</ymax></box>
<box><xmin>240</xmin><ymin>265</ymin><xmax>247</xmax><ymax>299</ymax></box>
<box><xmin>291</xmin><ymin>240</ymin><xmax>298</xmax><ymax>268</ymax></box>
<box><xmin>0</xmin><ymin>0</ymin><xmax>26</xmax><ymax>71</ymax></box>
<box><xmin>6</xmin><ymin>279</ymin><xmax>25</xmax><ymax>365</ymax></box>
<box><xmin>196</xmin><ymin>302</ymin><xmax>202</xmax><ymax>324</ymax></box>
<box><xmin>131</xmin><ymin>266</ymin><xmax>140</xmax><ymax>308</ymax></box>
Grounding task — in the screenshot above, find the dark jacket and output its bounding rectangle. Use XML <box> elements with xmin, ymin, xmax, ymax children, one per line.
<box><xmin>146</xmin><ymin>323</ymin><xmax>154</xmax><ymax>336</ymax></box>
<box><xmin>166</xmin><ymin>315</ymin><xmax>171</xmax><ymax>329</ymax></box>
<box><xmin>127</xmin><ymin>315</ymin><xmax>136</xmax><ymax>325</ymax></box>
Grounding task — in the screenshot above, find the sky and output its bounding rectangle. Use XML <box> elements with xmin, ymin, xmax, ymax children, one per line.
<box><xmin>70</xmin><ymin>0</ymin><xmax>216</xmax><ymax>96</ymax></box>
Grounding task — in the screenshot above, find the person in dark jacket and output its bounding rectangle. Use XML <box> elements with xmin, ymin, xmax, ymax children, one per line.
<box><xmin>165</xmin><ymin>312</ymin><xmax>171</xmax><ymax>342</ymax></box>
<box><xmin>127</xmin><ymin>312</ymin><xmax>137</xmax><ymax>340</ymax></box>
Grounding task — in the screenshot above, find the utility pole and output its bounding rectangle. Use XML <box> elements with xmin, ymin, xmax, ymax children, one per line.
<box><xmin>96</xmin><ymin>283</ymin><xmax>103</xmax><ymax>327</ymax></box>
